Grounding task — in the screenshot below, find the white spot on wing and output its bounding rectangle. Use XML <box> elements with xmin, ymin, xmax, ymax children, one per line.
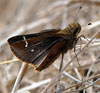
<box><xmin>31</xmin><ymin>49</ymin><xmax>34</xmax><ymax>52</ymax></box>
<box><xmin>23</xmin><ymin>36</ymin><xmax>28</xmax><ymax>47</ymax></box>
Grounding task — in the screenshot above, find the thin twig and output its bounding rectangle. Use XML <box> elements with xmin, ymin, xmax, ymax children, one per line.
<box><xmin>64</xmin><ymin>75</ymin><xmax>100</xmax><ymax>93</ymax></box>
<box><xmin>0</xmin><ymin>59</ymin><xmax>19</xmax><ymax>65</ymax></box>
<box><xmin>54</xmin><ymin>63</ymin><xmax>81</xmax><ymax>82</ymax></box>
<box><xmin>11</xmin><ymin>63</ymin><xmax>28</xmax><ymax>93</ymax></box>
<box><xmin>56</xmin><ymin>52</ymin><xmax>64</xmax><ymax>92</ymax></box>
<box><xmin>63</xmin><ymin>73</ymin><xmax>100</xmax><ymax>92</ymax></box>
<box><xmin>18</xmin><ymin>79</ymin><xmax>51</xmax><ymax>92</ymax></box>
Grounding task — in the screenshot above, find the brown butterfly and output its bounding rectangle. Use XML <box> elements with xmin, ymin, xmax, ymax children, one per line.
<box><xmin>7</xmin><ymin>23</ymin><xmax>81</xmax><ymax>71</ymax></box>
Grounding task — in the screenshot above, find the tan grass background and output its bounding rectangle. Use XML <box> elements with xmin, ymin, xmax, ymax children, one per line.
<box><xmin>0</xmin><ymin>0</ymin><xmax>100</xmax><ymax>93</ymax></box>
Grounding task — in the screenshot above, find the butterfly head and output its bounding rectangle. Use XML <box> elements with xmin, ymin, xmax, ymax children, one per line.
<box><xmin>69</xmin><ymin>23</ymin><xmax>81</xmax><ymax>36</ymax></box>
<box><xmin>62</xmin><ymin>23</ymin><xmax>81</xmax><ymax>37</ymax></box>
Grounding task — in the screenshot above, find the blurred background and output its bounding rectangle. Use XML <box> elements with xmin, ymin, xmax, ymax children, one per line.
<box><xmin>0</xmin><ymin>0</ymin><xmax>100</xmax><ymax>93</ymax></box>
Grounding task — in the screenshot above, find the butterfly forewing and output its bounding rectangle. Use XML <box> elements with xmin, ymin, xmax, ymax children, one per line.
<box><xmin>8</xmin><ymin>28</ymin><xmax>61</xmax><ymax>45</ymax></box>
<box><xmin>8</xmin><ymin>29</ymin><xmax>63</xmax><ymax>68</ymax></box>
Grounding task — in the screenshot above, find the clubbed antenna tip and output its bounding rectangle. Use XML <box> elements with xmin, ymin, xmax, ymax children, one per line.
<box><xmin>88</xmin><ymin>23</ymin><xmax>92</xmax><ymax>25</ymax></box>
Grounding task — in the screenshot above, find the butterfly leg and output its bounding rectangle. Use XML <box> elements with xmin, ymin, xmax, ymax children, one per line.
<box><xmin>56</xmin><ymin>51</ymin><xmax>64</xmax><ymax>92</ymax></box>
<box><xmin>79</xmin><ymin>35</ymin><xmax>90</xmax><ymax>42</ymax></box>
<box><xmin>74</xmin><ymin>46</ymin><xmax>81</xmax><ymax>67</ymax></box>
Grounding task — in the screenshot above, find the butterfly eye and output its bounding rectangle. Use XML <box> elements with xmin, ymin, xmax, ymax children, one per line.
<box><xmin>73</xmin><ymin>28</ymin><xmax>78</xmax><ymax>35</ymax></box>
<box><xmin>73</xmin><ymin>26</ymin><xmax>81</xmax><ymax>36</ymax></box>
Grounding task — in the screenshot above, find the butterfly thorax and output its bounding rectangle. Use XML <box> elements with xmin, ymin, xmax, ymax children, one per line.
<box><xmin>61</xmin><ymin>23</ymin><xmax>81</xmax><ymax>52</ymax></box>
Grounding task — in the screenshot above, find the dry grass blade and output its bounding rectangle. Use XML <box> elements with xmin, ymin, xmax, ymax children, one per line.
<box><xmin>0</xmin><ymin>59</ymin><xmax>19</xmax><ymax>65</ymax></box>
<box><xmin>64</xmin><ymin>74</ymin><xmax>100</xmax><ymax>93</ymax></box>
<box><xmin>11</xmin><ymin>63</ymin><xmax>28</xmax><ymax>93</ymax></box>
<box><xmin>18</xmin><ymin>78</ymin><xmax>51</xmax><ymax>92</ymax></box>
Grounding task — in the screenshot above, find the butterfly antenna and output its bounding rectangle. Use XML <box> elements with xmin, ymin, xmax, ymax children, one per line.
<box><xmin>74</xmin><ymin>6</ymin><xmax>82</xmax><ymax>22</ymax></box>
<box><xmin>82</xmin><ymin>22</ymin><xmax>92</xmax><ymax>27</ymax></box>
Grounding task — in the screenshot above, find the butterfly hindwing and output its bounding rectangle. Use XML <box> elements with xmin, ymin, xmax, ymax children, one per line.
<box><xmin>35</xmin><ymin>39</ymin><xmax>67</xmax><ymax>71</ymax></box>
